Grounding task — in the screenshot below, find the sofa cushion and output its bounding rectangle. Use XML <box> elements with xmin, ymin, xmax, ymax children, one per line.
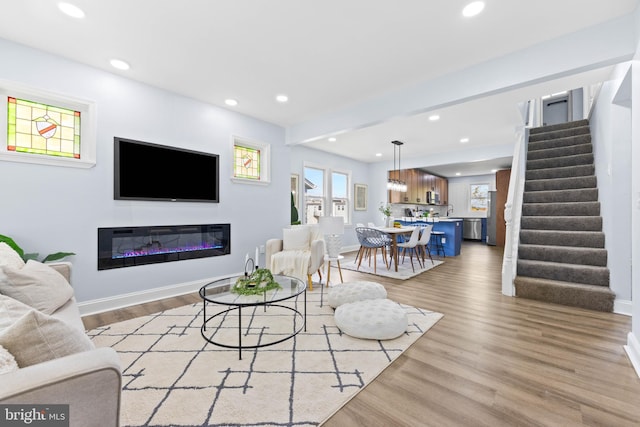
<box><xmin>283</xmin><ymin>227</ymin><xmax>310</xmax><ymax>251</ymax></box>
<box><xmin>0</xmin><ymin>309</ymin><xmax>94</xmax><ymax>368</ymax></box>
<box><xmin>0</xmin><ymin>344</ymin><xmax>18</xmax><ymax>374</ymax></box>
<box><xmin>0</xmin><ymin>260</ymin><xmax>74</xmax><ymax>315</ymax></box>
<box><xmin>0</xmin><ymin>294</ymin><xmax>33</xmax><ymax>332</ymax></box>
<box><xmin>0</xmin><ymin>242</ymin><xmax>25</xmax><ymax>271</ymax></box>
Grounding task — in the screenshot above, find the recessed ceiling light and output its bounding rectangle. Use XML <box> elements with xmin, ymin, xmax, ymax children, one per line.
<box><xmin>462</xmin><ymin>1</ymin><xmax>485</xmax><ymax>17</ymax></box>
<box><xmin>328</xmin><ymin>137</ymin><xmax>337</xmax><ymax>142</ymax></box>
<box><xmin>491</xmin><ymin>169</ymin><xmax>498</xmax><ymax>173</ymax></box>
<box><xmin>429</xmin><ymin>114</ymin><xmax>440</xmax><ymax>121</ymax></box>
<box><xmin>455</xmin><ymin>172</ymin><xmax>462</xmax><ymax>176</ymax></box>
<box><xmin>225</xmin><ymin>99</ymin><xmax>238</xmax><ymax>106</ymax></box>
<box><xmin>460</xmin><ymin>138</ymin><xmax>469</xmax><ymax>143</ymax></box>
<box><xmin>375</xmin><ymin>153</ymin><xmax>382</xmax><ymax>157</ymax></box>
<box><xmin>58</xmin><ymin>2</ymin><xmax>85</xmax><ymax>19</ymax></box>
<box><xmin>276</xmin><ymin>94</ymin><xmax>289</xmax><ymax>103</ymax></box>
<box><xmin>109</xmin><ymin>59</ymin><xmax>130</xmax><ymax>70</ymax></box>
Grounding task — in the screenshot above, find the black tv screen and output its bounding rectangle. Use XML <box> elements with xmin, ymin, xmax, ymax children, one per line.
<box><xmin>114</xmin><ymin>137</ymin><xmax>219</xmax><ymax>203</ymax></box>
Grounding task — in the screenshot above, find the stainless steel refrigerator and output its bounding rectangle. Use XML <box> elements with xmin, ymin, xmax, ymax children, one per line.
<box><xmin>486</xmin><ymin>190</ymin><xmax>497</xmax><ymax>246</ymax></box>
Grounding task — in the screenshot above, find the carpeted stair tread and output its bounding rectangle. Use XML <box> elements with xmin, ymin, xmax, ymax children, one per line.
<box><xmin>526</xmin><ymin>164</ymin><xmax>594</xmax><ymax>181</ymax></box>
<box><xmin>514</xmin><ymin>276</ymin><xmax>615</xmax><ymax>312</ymax></box>
<box><xmin>528</xmin><ymin>126</ymin><xmax>590</xmax><ymax>142</ymax></box>
<box><xmin>518</xmin><ymin>244</ymin><xmax>607</xmax><ymax>266</ymax></box>
<box><xmin>519</xmin><ymin>229</ymin><xmax>604</xmax><ymax>248</ymax></box>
<box><xmin>525</xmin><ymin>176</ymin><xmax>597</xmax><ymax>192</ymax></box>
<box><xmin>527</xmin><ymin>143</ymin><xmax>592</xmax><ymax>161</ymax></box>
<box><xmin>527</xmin><ymin>153</ymin><xmax>593</xmax><ymax>170</ymax></box>
<box><xmin>520</xmin><ymin>216</ymin><xmax>602</xmax><ymax>232</ymax></box>
<box><xmin>517</xmin><ymin>119</ymin><xmax>614</xmax><ymax>312</ymax></box>
<box><xmin>517</xmin><ymin>259</ymin><xmax>609</xmax><ymax>286</ymax></box>
<box><xmin>529</xmin><ymin>119</ymin><xmax>589</xmax><ymax>135</ymax></box>
<box><xmin>528</xmin><ymin>134</ymin><xmax>591</xmax><ymax>152</ymax></box>
<box><xmin>522</xmin><ymin>201</ymin><xmax>600</xmax><ymax>216</ymax></box>
<box><xmin>523</xmin><ymin>188</ymin><xmax>598</xmax><ymax>204</ymax></box>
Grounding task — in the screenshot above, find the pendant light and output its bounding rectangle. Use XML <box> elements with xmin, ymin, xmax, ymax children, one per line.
<box><xmin>387</xmin><ymin>140</ymin><xmax>407</xmax><ymax>192</ymax></box>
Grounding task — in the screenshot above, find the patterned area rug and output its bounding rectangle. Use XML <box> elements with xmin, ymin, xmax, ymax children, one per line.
<box><xmin>339</xmin><ymin>251</ymin><xmax>444</xmax><ymax>280</ymax></box>
<box><xmin>88</xmin><ymin>288</ymin><xmax>443</xmax><ymax>426</ymax></box>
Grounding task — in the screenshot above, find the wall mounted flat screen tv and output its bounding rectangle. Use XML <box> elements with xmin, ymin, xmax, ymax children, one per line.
<box><xmin>114</xmin><ymin>137</ymin><xmax>219</xmax><ymax>203</ymax></box>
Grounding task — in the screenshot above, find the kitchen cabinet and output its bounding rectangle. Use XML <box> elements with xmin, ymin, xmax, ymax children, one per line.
<box><xmin>388</xmin><ymin>168</ymin><xmax>448</xmax><ymax>206</ymax></box>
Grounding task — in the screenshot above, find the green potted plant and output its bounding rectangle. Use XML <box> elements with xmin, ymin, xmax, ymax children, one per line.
<box><xmin>0</xmin><ymin>234</ymin><xmax>75</xmax><ymax>263</ymax></box>
<box><xmin>378</xmin><ymin>203</ymin><xmax>392</xmax><ymax>227</ymax></box>
<box><xmin>291</xmin><ymin>192</ymin><xmax>301</xmax><ymax>225</ymax></box>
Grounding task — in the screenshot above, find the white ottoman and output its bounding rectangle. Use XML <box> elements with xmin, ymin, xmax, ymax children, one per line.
<box><xmin>327</xmin><ymin>281</ymin><xmax>387</xmax><ymax>309</ymax></box>
<box><xmin>334</xmin><ymin>298</ymin><xmax>408</xmax><ymax>340</ymax></box>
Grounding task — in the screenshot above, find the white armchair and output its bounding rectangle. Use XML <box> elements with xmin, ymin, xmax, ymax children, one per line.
<box><xmin>266</xmin><ymin>225</ymin><xmax>325</xmax><ymax>290</ymax></box>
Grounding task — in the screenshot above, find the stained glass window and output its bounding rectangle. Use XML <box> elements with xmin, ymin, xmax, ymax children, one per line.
<box><xmin>233</xmin><ymin>144</ymin><xmax>260</xmax><ymax>180</ymax></box>
<box><xmin>7</xmin><ymin>97</ymin><xmax>81</xmax><ymax>159</ymax></box>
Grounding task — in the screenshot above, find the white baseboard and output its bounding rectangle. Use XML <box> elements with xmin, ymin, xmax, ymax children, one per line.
<box><xmin>77</xmin><ymin>271</ymin><xmax>240</xmax><ymax>317</ymax></box>
<box><xmin>340</xmin><ymin>244</ymin><xmax>360</xmax><ymax>254</ymax></box>
<box><xmin>624</xmin><ymin>332</ymin><xmax>640</xmax><ymax>379</ymax></box>
<box><xmin>613</xmin><ymin>299</ymin><xmax>632</xmax><ymax>316</ymax></box>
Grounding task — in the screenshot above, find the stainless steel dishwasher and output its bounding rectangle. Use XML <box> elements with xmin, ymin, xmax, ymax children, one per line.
<box><xmin>463</xmin><ymin>218</ymin><xmax>482</xmax><ymax>240</ymax></box>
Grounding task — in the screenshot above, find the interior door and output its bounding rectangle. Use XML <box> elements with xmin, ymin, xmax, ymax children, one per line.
<box><xmin>542</xmin><ymin>95</ymin><xmax>570</xmax><ymax>126</ymax></box>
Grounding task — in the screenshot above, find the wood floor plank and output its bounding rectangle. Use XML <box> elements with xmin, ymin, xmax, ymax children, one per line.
<box><xmin>82</xmin><ymin>241</ymin><xmax>640</xmax><ymax>426</ymax></box>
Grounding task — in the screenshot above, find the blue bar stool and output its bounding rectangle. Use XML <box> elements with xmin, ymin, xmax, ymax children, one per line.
<box><xmin>430</xmin><ymin>231</ymin><xmax>446</xmax><ymax>258</ymax></box>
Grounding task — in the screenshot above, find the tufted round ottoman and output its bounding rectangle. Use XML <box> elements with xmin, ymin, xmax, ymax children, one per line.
<box><xmin>334</xmin><ymin>298</ymin><xmax>408</xmax><ymax>340</ymax></box>
<box><xmin>327</xmin><ymin>281</ymin><xmax>387</xmax><ymax>309</ymax></box>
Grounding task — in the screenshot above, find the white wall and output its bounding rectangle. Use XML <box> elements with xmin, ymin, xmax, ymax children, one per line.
<box><xmin>590</xmin><ymin>63</ymin><xmax>633</xmax><ymax>303</ymax></box>
<box><xmin>0</xmin><ymin>38</ymin><xmax>290</xmax><ymax>305</ymax></box>
<box><xmin>447</xmin><ymin>174</ymin><xmax>497</xmax><ymax>218</ymax></box>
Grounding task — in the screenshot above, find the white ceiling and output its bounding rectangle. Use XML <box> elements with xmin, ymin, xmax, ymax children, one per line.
<box><xmin>0</xmin><ymin>0</ymin><xmax>636</xmax><ymax>173</ymax></box>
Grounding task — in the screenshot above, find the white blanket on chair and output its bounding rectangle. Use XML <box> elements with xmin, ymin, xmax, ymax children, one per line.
<box><xmin>270</xmin><ymin>250</ymin><xmax>310</xmax><ymax>283</ymax></box>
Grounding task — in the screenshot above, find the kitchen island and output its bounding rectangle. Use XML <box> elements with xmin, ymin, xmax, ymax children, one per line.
<box><xmin>396</xmin><ymin>218</ymin><xmax>463</xmax><ymax>256</ymax></box>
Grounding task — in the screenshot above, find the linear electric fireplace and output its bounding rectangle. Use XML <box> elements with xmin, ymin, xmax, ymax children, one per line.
<box><xmin>98</xmin><ymin>224</ymin><xmax>230</xmax><ymax>270</ymax></box>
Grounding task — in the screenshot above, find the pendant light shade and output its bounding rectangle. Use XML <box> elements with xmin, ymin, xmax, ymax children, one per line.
<box><xmin>387</xmin><ymin>140</ymin><xmax>407</xmax><ymax>192</ymax></box>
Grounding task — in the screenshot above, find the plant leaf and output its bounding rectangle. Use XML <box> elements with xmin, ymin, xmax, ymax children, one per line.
<box><xmin>42</xmin><ymin>252</ymin><xmax>75</xmax><ymax>263</ymax></box>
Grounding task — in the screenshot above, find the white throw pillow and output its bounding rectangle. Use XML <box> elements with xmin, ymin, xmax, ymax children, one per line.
<box><xmin>0</xmin><ymin>294</ymin><xmax>33</xmax><ymax>333</ymax></box>
<box><xmin>0</xmin><ymin>260</ymin><xmax>74</xmax><ymax>315</ymax></box>
<box><xmin>0</xmin><ymin>344</ymin><xmax>18</xmax><ymax>374</ymax></box>
<box><xmin>0</xmin><ymin>309</ymin><xmax>94</xmax><ymax>368</ymax></box>
<box><xmin>282</xmin><ymin>227</ymin><xmax>310</xmax><ymax>251</ymax></box>
<box><xmin>0</xmin><ymin>242</ymin><xmax>25</xmax><ymax>270</ymax></box>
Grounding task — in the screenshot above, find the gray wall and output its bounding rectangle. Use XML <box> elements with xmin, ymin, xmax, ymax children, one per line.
<box><xmin>0</xmin><ymin>38</ymin><xmax>290</xmax><ymax>303</ymax></box>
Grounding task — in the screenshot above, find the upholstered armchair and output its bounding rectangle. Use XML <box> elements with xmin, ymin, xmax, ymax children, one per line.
<box><xmin>266</xmin><ymin>225</ymin><xmax>325</xmax><ymax>290</ymax></box>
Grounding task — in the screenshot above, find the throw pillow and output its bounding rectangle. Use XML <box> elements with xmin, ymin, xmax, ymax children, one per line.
<box><xmin>0</xmin><ymin>260</ymin><xmax>74</xmax><ymax>315</ymax></box>
<box><xmin>0</xmin><ymin>242</ymin><xmax>25</xmax><ymax>271</ymax></box>
<box><xmin>0</xmin><ymin>309</ymin><xmax>94</xmax><ymax>368</ymax></box>
<box><xmin>0</xmin><ymin>344</ymin><xmax>19</xmax><ymax>374</ymax></box>
<box><xmin>0</xmin><ymin>294</ymin><xmax>33</xmax><ymax>333</ymax></box>
<box><xmin>282</xmin><ymin>227</ymin><xmax>310</xmax><ymax>251</ymax></box>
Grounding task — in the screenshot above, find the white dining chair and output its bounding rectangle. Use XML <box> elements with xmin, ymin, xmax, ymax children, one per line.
<box><xmin>416</xmin><ymin>224</ymin><xmax>434</xmax><ymax>265</ymax></box>
<box><xmin>396</xmin><ymin>227</ymin><xmax>423</xmax><ymax>272</ymax></box>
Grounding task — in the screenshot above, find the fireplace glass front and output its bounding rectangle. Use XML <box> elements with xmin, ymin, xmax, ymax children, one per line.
<box><xmin>98</xmin><ymin>224</ymin><xmax>230</xmax><ymax>270</ymax></box>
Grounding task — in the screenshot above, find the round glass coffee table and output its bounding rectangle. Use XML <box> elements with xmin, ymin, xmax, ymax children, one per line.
<box><xmin>199</xmin><ymin>274</ymin><xmax>306</xmax><ymax>359</ymax></box>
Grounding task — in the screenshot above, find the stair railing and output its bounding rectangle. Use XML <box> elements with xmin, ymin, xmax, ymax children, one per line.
<box><xmin>502</xmin><ymin>101</ymin><xmax>533</xmax><ymax>296</ymax></box>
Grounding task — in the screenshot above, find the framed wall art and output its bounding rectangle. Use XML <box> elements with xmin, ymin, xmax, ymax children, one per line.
<box><xmin>354</xmin><ymin>183</ymin><xmax>367</xmax><ymax>210</ymax></box>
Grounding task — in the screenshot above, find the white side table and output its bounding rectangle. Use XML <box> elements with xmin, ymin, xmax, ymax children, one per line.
<box><xmin>324</xmin><ymin>255</ymin><xmax>344</xmax><ymax>287</ymax></box>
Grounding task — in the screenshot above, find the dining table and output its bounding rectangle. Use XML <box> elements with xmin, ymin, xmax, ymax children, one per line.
<box><xmin>375</xmin><ymin>226</ymin><xmax>417</xmax><ymax>272</ymax></box>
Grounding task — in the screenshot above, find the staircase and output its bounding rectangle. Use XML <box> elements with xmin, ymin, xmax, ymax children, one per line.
<box><xmin>513</xmin><ymin>119</ymin><xmax>615</xmax><ymax>312</ymax></box>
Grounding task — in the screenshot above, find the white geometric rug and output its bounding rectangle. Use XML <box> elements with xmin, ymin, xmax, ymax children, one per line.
<box><xmin>339</xmin><ymin>251</ymin><xmax>444</xmax><ymax>280</ymax></box>
<box><xmin>88</xmin><ymin>288</ymin><xmax>443</xmax><ymax>426</ymax></box>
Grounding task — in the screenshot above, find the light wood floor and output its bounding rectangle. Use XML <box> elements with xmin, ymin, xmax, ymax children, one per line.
<box><xmin>82</xmin><ymin>242</ymin><xmax>640</xmax><ymax>426</ymax></box>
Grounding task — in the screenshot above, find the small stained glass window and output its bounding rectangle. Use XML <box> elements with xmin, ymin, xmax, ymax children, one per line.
<box><xmin>234</xmin><ymin>144</ymin><xmax>260</xmax><ymax>180</ymax></box>
<box><xmin>7</xmin><ymin>97</ymin><xmax>81</xmax><ymax>159</ymax></box>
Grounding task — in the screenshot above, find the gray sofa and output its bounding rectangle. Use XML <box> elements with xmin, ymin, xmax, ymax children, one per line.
<box><xmin>0</xmin><ymin>262</ymin><xmax>122</xmax><ymax>427</ymax></box>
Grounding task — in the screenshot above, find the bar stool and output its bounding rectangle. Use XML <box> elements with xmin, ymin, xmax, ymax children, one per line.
<box><xmin>430</xmin><ymin>231</ymin><xmax>446</xmax><ymax>258</ymax></box>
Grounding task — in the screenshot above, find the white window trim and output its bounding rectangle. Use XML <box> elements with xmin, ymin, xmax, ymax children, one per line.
<box><xmin>303</xmin><ymin>161</ymin><xmax>352</xmax><ymax>225</ymax></box>
<box><xmin>0</xmin><ymin>80</ymin><xmax>96</xmax><ymax>169</ymax></box>
<box><xmin>230</xmin><ymin>135</ymin><xmax>270</xmax><ymax>186</ymax></box>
